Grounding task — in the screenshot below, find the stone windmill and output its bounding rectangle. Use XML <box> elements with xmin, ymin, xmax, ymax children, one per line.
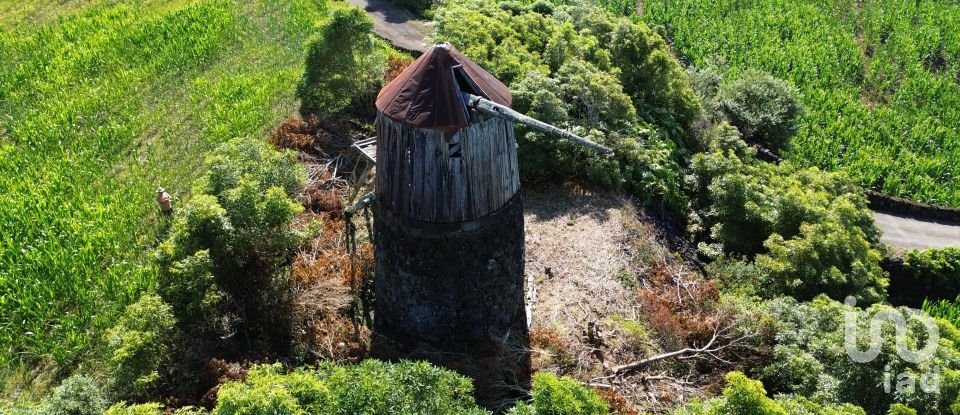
<box><xmin>365</xmin><ymin>43</ymin><xmax>611</xmax><ymax>404</ymax></box>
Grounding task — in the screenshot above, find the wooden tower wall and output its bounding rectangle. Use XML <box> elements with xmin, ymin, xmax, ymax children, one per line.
<box><xmin>375</xmin><ymin>112</ymin><xmax>520</xmax><ymax>223</ymax></box>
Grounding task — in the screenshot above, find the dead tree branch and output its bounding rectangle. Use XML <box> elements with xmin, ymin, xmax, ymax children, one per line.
<box><xmin>611</xmin><ymin>312</ymin><xmax>755</xmax><ymax>375</ymax></box>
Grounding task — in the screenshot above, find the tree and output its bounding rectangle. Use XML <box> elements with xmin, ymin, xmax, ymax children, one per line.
<box><xmin>297</xmin><ymin>5</ymin><xmax>386</xmax><ymax>114</ymax></box>
<box><xmin>720</xmin><ymin>70</ymin><xmax>802</xmax><ymax>151</ymax></box>
<box><xmin>692</xmin><ymin>148</ymin><xmax>886</xmax><ymax>303</ymax></box>
<box><xmin>156</xmin><ymin>138</ymin><xmax>304</xmax><ymax>348</ymax></box>
<box><xmin>756</xmin><ymin>296</ymin><xmax>960</xmax><ymax>415</ymax></box>
<box><xmin>609</xmin><ymin>19</ymin><xmax>701</xmax><ymax>127</ymax></box>
<box><xmin>104</xmin><ymin>294</ymin><xmax>176</xmax><ymax>400</ymax></box>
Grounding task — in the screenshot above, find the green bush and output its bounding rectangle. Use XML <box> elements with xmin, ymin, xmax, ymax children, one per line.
<box><xmin>673</xmin><ymin>371</ymin><xmax>866</xmax><ymax>415</ymax></box>
<box><xmin>610</xmin><ymin>18</ymin><xmax>700</xmax><ymax>127</ymax></box>
<box><xmin>686</xmin><ymin>65</ymin><xmax>724</xmax><ymax>123</ymax></box>
<box><xmin>893</xmin><ymin>248</ymin><xmax>960</xmax><ymax>304</ymax></box>
<box><xmin>296</xmin><ymin>4</ymin><xmax>387</xmax><ymax>114</ymax></box>
<box><xmin>156</xmin><ymin>138</ymin><xmax>304</xmax><ymax>342</ymax></box>
<box><xmin>910</xmin><ymin>248</ymin><xmax>960</xmax><ymax>276</ymax></box>
<box><xmin>525</xmin><ymin>372</ymin><xmax>608</xmax><ymax>415</ymax></box>
<box><xmin>104</xmin><ymin>403</ymin><xmax>163</xmax><ymax>415</ymax></box>
<box><xmin>692</xmin><ymin>149</ymin><xmax>886</xmax><ymax>303</ymax></box>
<box><xmin>757</xmin><ymin>296</ymin><xmax>960</xmax><ymax>414</ymax></box>
<box><xmin>37</xmin><ymin>375</ymin><xmax>107</xmax><ymax>415</ymax></box>
<box><xmin>557</xmin><ymin>59</ymin><xmax>635</xmax><ymax>127</ymax></box>
<box><xmin>719</xmin><ymin>70</ymin><xmax>802</xmax><ymax>151</ymax></box>
<box><xmin>212</xmin><ymin>361</ymin><xmax>489</xmax><ymax>415</ymax></box>
<box><xmin>104</xmin><ymin>294</ymin><xmax>176</xmax><ymax>400</ymax></box>
<box><xmin>528</xmin><ymin>0</ymin><xmax>554</xmax><ymax>16</ymax></box>
<box><xmin>888</xmin><ymin>404</ymin><xmax>918</xmax><ymax>415</ymax></box>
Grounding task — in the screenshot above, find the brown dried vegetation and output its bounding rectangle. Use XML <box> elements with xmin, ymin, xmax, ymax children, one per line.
<box><xmin>271</xmin><ymin>115</ymin><xmax>377</xmax><ymax>362</ymax></box>
<box><xmin>594</xmin><ymin>387</ymin><xmax>641</xmax><ymax>415</ymax></box>
<box><xmin>290</xmin><ymin>214</ymin><xmax>373</xmax><ymax>362</ymax></box>
<box><xmin>386</xmin><ymin>54</ymin><xmax>414</xmax><ymax>82</ymax></box>
<box><xmin>524</xmin><ymin>187</ymin><xmax>767</xmax><ymax>413</ymax></box>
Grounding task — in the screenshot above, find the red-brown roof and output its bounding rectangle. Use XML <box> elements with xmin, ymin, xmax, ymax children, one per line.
<box><xmin>375</xmin><ymin>43</ymin><xmax>512</xmax><ymax>131</ymax></box>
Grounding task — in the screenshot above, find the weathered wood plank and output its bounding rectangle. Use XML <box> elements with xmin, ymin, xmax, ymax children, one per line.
<box><xmin>375</xmin><ymin>111</ymin><xmax>519</xmax><ymax>223</ymax></box>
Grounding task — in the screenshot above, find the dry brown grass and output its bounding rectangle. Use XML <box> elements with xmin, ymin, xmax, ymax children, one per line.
<box><xmin>523</xmin><ymin>183</ymin><xmax>765</xmax><ymax>413</ymax></box>
<box><xmin>523</xmin><ymin>184</ymin><xmax>634</xmax><ymax>322</ymax></box>
<box><xmin>270</xmin><ymin>115</ymin><xmax>319</xmax><ymax>153</ymax></box>
<box><xmin>386</xmin><ymin>54</ymin><xmax>414</xmax><ymax>82</ymax></box>
<box><xmin>595</xmin><ymin>387</ymin><xmax>641</xmax><ymax>415</ymax></box>
<box><xmin>271</xmin><ymin>115</ymin><xmax>376</xmax><ymax>363</ymax></box>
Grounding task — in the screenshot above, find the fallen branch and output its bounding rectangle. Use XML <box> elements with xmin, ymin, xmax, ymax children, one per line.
<box><xmin>611</xmin><ymin>313</ymin><xmax>754</xmax><ymax>374</ymax></box>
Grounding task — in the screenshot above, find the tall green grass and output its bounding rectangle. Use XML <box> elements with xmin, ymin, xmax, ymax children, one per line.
<box><xmin>630</xmin><ymin>0</ymin><xmax>960</xmax><ymax>206</ymax></box>
<box><xmin>923</xmin><ymin>295</ymin><xmax>960</xmax><ymax>329</ymax></box>
<box><xmin>0</xmin><ymin>0</ymin><xmax>327</xmax><ymax>376</ymax></box>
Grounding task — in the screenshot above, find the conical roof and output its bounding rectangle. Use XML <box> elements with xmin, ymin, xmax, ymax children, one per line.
<box><xmin>375</xmin><ymin>43</ymin><xmax>512</xmax><ymax>131</ymax></box>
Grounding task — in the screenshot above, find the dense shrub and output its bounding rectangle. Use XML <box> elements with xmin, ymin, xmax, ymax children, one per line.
<box><xmin>156</xmin><ymin>138</ymin><xmax>304</xmax><ymax>344</ymax></box>
<box><xmin>686</xmin><ymin>65</ymin><xmax>724</xmax><ymax>123</ymax></box>
<box><xmin>515</xmin><ymin>372</ymin><xmax>608</xmax><ymax>415</ymax></box>
<box><xmin>673</xmin><ymin>371</ymin><xmax>866</xmax><ymax>415</ymax></box>
<box><xmin>757</xmin><ymin>296</ymin><xmax>960</xmax><ymax>414</ymax></box>
<box><xmin>103</xmin><ymin>403</ymin><xmax>163</xmax><ymax>415</ymax></box>
<box><xmin>212</xmin><ymin>361</ymin><xmax>488</xmax><ymax>415</ymax></box>
<box><xmin>609</xmin><ymin>19</ymin><xmax>700</xmax><ymax>126</ymax></box>
<box><xmin>556</xmin><ymin>59</ymin><xmax>635</xmax><ymax>127</ymax></box>
<box><xmin>719</xmin><ymin>70</ymin><xmax>802</xmax><ymax>151</ymax></box>
<box><xmin>890</xmin><ymin>248</ymin><xmax>960</xmax><ymax>304</ymax></box>
<box><xmin>528</xmin><ymin>0</ymin><xmax>554</xmax><ymax>16</ymax></box>
<box><xmin>692</xmin><ymin>148</ymin><xmax>887</xmax><ymax>303</ymax></box>
<box><xmin>104</xmin><ymin>294</ymin><xmax>176</xmax><ymax>400</ymax></box>
<box><xmin>296</xmin><ymin>4</ymin><xmax>387</xmax><ymax>114</ymax></box>
<box><xmin>37</xmin><ymin>375</ymin><xmax>107</xmax><ymax>415</ymax></box>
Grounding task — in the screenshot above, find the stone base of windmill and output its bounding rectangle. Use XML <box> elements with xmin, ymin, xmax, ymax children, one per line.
<box><xmin>372</xmin><ymin>193</ymin><xmax>531</xmax><ymax>409</ymax></box>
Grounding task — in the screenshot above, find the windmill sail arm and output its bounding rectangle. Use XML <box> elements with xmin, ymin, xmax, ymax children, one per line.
<box><xmin>464</xmin><ymin>94</ymin><xmax>614</xmax><ymax>154</ymax></box>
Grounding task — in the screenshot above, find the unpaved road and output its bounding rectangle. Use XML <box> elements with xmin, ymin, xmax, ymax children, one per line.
<box><xmin>350</xmin><ymin>0</ymin><xmax>960</xmax><ymax>251</ymax></box>
<box><xmin>874</xmin><ymin>212</ymin><xmax>960</xmax><ymax>249</ymax></box>
<box><xmin>346</xmin><ymin>0</ymin><xmax>430</xmax><ymax>53</ymax></box>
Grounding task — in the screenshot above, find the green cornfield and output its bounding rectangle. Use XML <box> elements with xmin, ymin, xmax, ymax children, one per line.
<box><xmin>923</xmin><ymin>295</ymin><xmax>960</xmax><ymax>328</ymax></box>
<box><xmin>0</xmin><ymin>0</ymin><xmax>327</xmax><ymax>376</ymax></box>
<box><xmin>628</xmin><ymin>0</ymin><xmax>960</xmax><ymax>206</ymax></box>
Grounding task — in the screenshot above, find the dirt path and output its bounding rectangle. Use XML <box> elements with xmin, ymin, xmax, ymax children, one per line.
<box><xmin>874</xmin><ymin>212</ymin><xmax>960</xmax><ymax>250</ymax></box>
<box><xmin>346</xmin><ymin>0</ymin><xmax>430</xmax><ymax>53</ymax></box>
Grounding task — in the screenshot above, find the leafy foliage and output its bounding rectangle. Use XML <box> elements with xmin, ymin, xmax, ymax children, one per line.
<box><xmin>673</xmin><ymin>371</ymin><xmax>866</xmax><ymax>415</ymax></box>
<box><xmin>609</xmin><ymin>18</ymin><xmax>700</xmax><ymax>126</ymax></box>
<box><xmin>212</xmin><ymin>361</ymin><xmax>489</xmax><ymax>415</ymax></box>
<box><xmin>156</xmin><ymin>138</ymin><xmax>304</xmax><ymax>345</ymax></box>
<box><xmin>757</xmin><ymin>296</ymin><xmax>960</xmax><ymax>415</ymax></box>
<box><xmin>104</xmin><ymin>294</ymin><xmax>176</xmax><ymax>400</ymax></box>
<box><xmin>692</xmin><ymin>145</ymin><xmax>886</xmax><ymax>303</ymax></box>
<box><xmin>104</xmin><ymin>403</ymin><xmax>164</xmax><ymax>415</ymax></box>
<box><xmin>515</xmin><ymin>372</ymin><xmax>609</xmax><ymax>415</ymax></box>
<box><xmin>893</xmin><ymin>248</ymin><xmax>960</xmax><ymax>305</ymax></box>
<box><xmin>36</xmin><ymin>375</ymin><xmax>108</xmax><ymax>415</ymax></box>
<box><xmin>719</xmin><ymin>70</ymin><xmax>802</xmax><ymax>151</ymax></box>
<box><xmin>297</xmin><ymin>4</ymin><xmax>388</xmax><ymax>114</ymax></box>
